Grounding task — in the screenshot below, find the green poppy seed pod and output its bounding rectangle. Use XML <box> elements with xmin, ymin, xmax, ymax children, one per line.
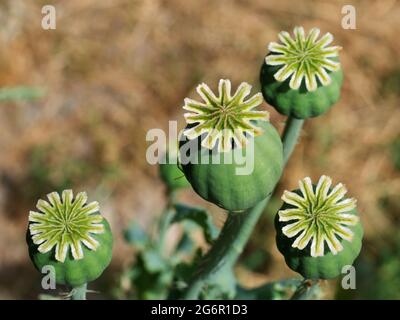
<box><xmin>275</xmin><ymin>176</ymin><xmax>363</xmax><ymax>279</ymax></box>
<box><xmin>26</xmin><ymin>190</ymin><xmax>113</xmax><ymax>287</ymax></box>
<box><xmin>159</xmin><ymin>149</ymin><xmax>190</xmax><ymax>191</ymax></box>
<box><xmin>179</xmin><ymin>79</ymin><xmax>283</xmax><ymax>211</ymax></box>
<box><xmin>260</xmin><ymin>27</ymin><xmax>343</xmax><ymax>119</ymax></box>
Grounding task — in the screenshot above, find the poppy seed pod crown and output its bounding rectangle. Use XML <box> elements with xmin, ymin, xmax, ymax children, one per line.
<box><xmin>260</xmin><ymin>27</ymin><xmax>343</xmax><ymax>119</ymax></box>
<box><xmin>183</xmin><ymin>79</ymin><xmax>270</xmax><ymax>153</ymax></box>
<box><xmin>275</xmin><ymin>176</ymin><xmax>363</xmax><ymax>279</ymax></box>
<box><xmin>27</xmin><ymin>190</ymin><xmax>113</xmax><ymax>287</ymax></box>
<box><xmin>180</xmin><ymin>79</ymin><xmax>283</xmax><ymax>211</ymax></box>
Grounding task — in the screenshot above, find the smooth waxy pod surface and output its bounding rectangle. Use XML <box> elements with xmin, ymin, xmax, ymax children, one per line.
<box><xmin>275</xmin><ymin>176</ymin><xmax>363</xmax><ymax>279</ymax></box>
<box><xmin>260</xmin><ymin>27</ymin><xmax>343</xmax><ymax>119</ymax></box>
<box><xmin>180</xmin><ymin>79</ymin><xmax>283</xmax><ymax>211</ymax></box>
<box><xmin>27</xmin><ymin>190</ymin><xmax>113</xmax><ymax>287</ymax></box>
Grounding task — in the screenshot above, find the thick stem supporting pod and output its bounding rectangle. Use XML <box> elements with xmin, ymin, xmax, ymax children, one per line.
<box><xmin>71</xmin><ymin>283</ymin><xmax>87</xmax><ymax>300</ymax></box>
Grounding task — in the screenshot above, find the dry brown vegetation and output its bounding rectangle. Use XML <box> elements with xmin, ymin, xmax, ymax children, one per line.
<box><xmin>0</xmin><ymin>0</ymin><xmax>399</xmax><ymax>299</ymax></box>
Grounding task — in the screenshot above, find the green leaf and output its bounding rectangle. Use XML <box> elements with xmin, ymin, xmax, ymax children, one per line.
<box><xmin>167</xmin><ymin>249</ymin><xmax>203</xmax><ymax>299</ymax></box>
<box><xmin>175</xmin><ymin>232</ymin><xmax>195</xmax><ymax>255</ymax></box>
<box><xmin>124</xmin><ymin>222</ymin><xmax>149</xmax><ymax>249</ymax></box>
<box><xmin>142</xmin><ymin>249</ymin><xmax>169</xmax><ymax>273</ymax></box>
<box><xmin>172</xmin><ymin>204</ymin><xmax>219</xmax><ymax>244</ymax></box>
<box><xmin>0</xmin><ymin>86</ymin><xmax>46</xmax><ymax>102</ymax></box>
<box><xmin>202</xmin><ymin>265</ymin><xmax>237</xmax><ymax>299</ymax></box>
<box><xmin>241</xmin><ymin>249</ymin><xmax>270</xmax><ymax>271</ymax></box>
<box><xmin>129</xmin><ymin>250</ymin><xmax>174</xmax><ymax>299</ymax></box>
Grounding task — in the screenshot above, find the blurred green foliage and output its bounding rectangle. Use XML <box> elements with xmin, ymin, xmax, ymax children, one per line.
<box><xmin>236</xmin><ymin>278</ymin><xmax>302</xmax><ymax>300</ymax></box>
<box><xmin>172</xmin><ymin>204</ymin><xmax>218</xmax><ymax>244</ymax></box>
<box><xmin>0</xmin><ymin>86</ymin><xmax>46</xmax><ymax>102</ymax></box>
<box><xmin>336</xmin><ymin>234</ymin><xmax>400</xmax><ymax>300</ymax></box>
<box><xmin>372</xmin><ymin>237</ymin><xmax>400</xmax><ymax>299</ymax></box>
<box><xmin>336</xmin><ymin>192</ymin><xmax>400</xmax><ymax>300</ymax></box>
<box><xmin>116</xmin><ymin>168</ymin><xmax>305</xmax><ymax>300</ymax></box>
<box><xmin>119</xmin><ymin>202</ymin><xmax>220</xmax><ymax>299</ymax></box>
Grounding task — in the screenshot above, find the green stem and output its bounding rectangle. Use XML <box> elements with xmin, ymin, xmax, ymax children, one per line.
<box><xmin>183</xmin><ymin>199</ymin><xmax>269</xmax><ymax>299</ymax></box>
<box><xmin>282</xmin><ymin>117</ymin><xmax>304</xmax><ymax>165</ymax></box>
<box><xmin>182</xmin><ymin>116</ymin><xmax>304</xmax><ymax>299</ymax></box>
<box><xmin>71</xmin><ymin>283</ymin><xmax>87</xmax><ymax>300</ymax></box>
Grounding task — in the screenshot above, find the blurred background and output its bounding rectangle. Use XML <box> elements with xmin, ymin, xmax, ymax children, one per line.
<box><xmin>0</xmin><ymin>0</ymin><xmax>399</xmax><ymax>299</ymax></box>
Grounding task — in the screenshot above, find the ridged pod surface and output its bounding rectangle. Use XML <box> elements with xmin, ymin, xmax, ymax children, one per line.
<box><xmin>275</xmin><ymin>177</ymin><xmax>363</xmax><ymax>279</ymax></box>
<box><xmin>181</xmin><ymin>121</ymin><xmax>283</xmax><ymax>211</ymax></box>
<box><xmin>260</xmin><ymin>27</ymin><xmax>343</xmax><ymax>119</ymax></box>
<box><xmin>260</xmin><ymin>60</ymin><xmax>343</xmax><ymax>119</ymax></box>
<box><xmin>275</xmin><ymin>207</ymin><xmax>362</xmax><ymax>279</ymax></box>
<box><xmin>27</xmin><ymin>218</ymin><xmax>113</xmax><ymax>287</ymax></box>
